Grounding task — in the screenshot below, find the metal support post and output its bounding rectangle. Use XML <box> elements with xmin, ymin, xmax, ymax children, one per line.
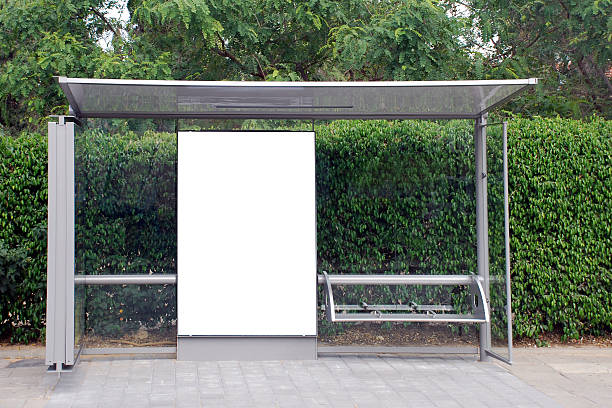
<box><xmin>503</xmin><ymin>121</ymin><xmax>513</xmax><ymax>363</ymax></box>
<box><xmin>45</xmin><ymin>117</ymin><xmax>76</xmax><ymax>371</ymax></box>
<box><xmin>475</xmin><ymin>114</ymin><xmax>491</xmax><ymax>361</ymax></box>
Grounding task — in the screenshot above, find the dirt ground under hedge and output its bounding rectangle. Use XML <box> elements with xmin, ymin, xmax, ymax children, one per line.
<box><xmin>3</xmin><ymin>323</ymin><xmax>611</xmax><ymax>350</ymax></box>
<box><xmin>8</xmin><ymin>324</ymin><xmax>603</xmax><ymax>350</ymax></box>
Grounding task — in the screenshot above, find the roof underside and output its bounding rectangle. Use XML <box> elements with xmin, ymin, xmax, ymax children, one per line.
<box><xmin>57</xmin><ymin>77</ymin><xmax>537</xmax><ymax>120</ymax></box>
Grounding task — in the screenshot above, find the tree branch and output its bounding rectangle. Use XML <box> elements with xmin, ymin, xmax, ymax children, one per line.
<box><xmin>91</xmin><ymin>8</ymin><xmax>120</xmax><ymax>40</ymax></box>
<box><xmin>558</xmin><ymin>0</ymin><xmax>570</xmax><ymax>18</ymax></box>
<box><xmin>576</xmin><ymin>56</ymin><xmax>595</xmax><ymax>88</ymax></box>
<box><xmin>212</xmin><ymin>47</ymin><xmax>264</xmax><ymax>79</ymax></box>
<box><xmin>252</xmin><ymin>54</ymin><xmax>267</xmax><ymax>80</ymax></box>
<box><xmin>212</xmin><ymin>33</ymin><xmax>264</xmax><ymax>79</ymax></box>
<box><xmin>585</xmin><ymin>55</ymin><xmax>612</xmax><ymax>95</ymax></box>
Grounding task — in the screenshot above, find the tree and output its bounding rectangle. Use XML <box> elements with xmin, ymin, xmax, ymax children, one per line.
<box><xmin>1</xmin><ymin>0</ymin><xmax>610</xmax><ymax>131</ymax></box>
<box><xmin>0</xmin><ymin>0</ymin><xmax>172</xmax><ymax>132</ymax></box>
<box><xmin>458</xmin><ymin>0</ymin><xmax>612</xmax><ymax>118</ymax></box>
<box><xmin>128</xmin><ymin>0</ymin><xmax>469</xmax><ymax>81</ymax></box>
<box><xmin>325</xmin><ymin>0</ymin><xmax>470</xmax><ymax>80</ymax></box>
<box><xmin>0</xmin><ymin>0</ymin><xmax>102</xmax><ymax>129</ymax></box>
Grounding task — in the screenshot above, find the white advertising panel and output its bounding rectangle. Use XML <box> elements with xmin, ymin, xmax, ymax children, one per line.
<box><xmin>177</xmin><ymin>132</ymin><xmax>316</xmax><ymax>336</ymax></box>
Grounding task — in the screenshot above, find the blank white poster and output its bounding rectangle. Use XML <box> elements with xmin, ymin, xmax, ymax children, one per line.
<box><xmin>177</xmin><ymin>132</ymin><xmax>316</xmax><ymax>336</ymax></box>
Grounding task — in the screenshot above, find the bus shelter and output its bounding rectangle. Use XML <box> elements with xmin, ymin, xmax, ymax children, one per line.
<box><xmin>46</xmin><ymin>77</ymin><xmax>537</xmax><ymax>371</ymax></box>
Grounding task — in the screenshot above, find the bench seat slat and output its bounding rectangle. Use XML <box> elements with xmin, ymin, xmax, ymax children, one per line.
<box><xmin>333</xmin><ymin>313</ymin><xmax>485</xmax><ymax>323</ymax></box>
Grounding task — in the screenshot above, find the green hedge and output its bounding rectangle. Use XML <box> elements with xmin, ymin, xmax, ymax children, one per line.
<box><xmin>0</xmin><ymin>132</ymin><xmax>47</xmax><ymax>342</ymax></box>
<box><xmin>315</xmin><ymin>120</ymin><xmax>480</xmax><ymax>335</ymax></box>
<box><xmin>74</xmin><ymin>129</ymin><xmax>177</xmax><ymax>337</ymax></box>
<box><xmin>506</xmin><ymin>117</ymin><xmax>611</xmax><ymax>338</ymax></box>
<box><xmin>0</xmin><ymin>117</ymin><xmax>610</xmax><ymax>342</ymax></box>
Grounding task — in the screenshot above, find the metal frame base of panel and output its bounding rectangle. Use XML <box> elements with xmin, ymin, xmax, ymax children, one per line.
<box><xmin>318</xmin><ymin>346</ymin><xmax>479</xmax><ymax>356</ymax></box>
<box><xmin>177</xmin><ymin>336</ymin><xmax>317</xmax><ymax>361</ymax></box>
<box><xmin>81</xmin><ymin>347</ymin><xmax>177</xmax><ymax>356</ymax></box>
<box><xmin>47</xmin><ymin>363</ymin><xmax>75</xmax><ymax>373</ymax></box>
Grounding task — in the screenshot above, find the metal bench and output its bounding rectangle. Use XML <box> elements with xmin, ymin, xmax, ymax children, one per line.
<box><xmin>318</xmin><ymin>272</ymin><xmax>489</xmax><ymax>324</ymax></box>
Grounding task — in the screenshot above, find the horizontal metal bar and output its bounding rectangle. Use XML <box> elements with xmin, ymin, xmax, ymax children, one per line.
<box><xmin>321</xmin><ymin>304</ymin><xmax>455</xmax><ymax>312</ymax></box>
<box><xmin>76</xmin><ymin>112</ymin><xmax>480</xmax><ymax>120</ymax></box>
<box><xmin>82</xmin><ymin>346</ymin><xmax>481</xmax><ymax>357</ymax></box>
<box><xmin>317</xmin><ymin>346</ymin><xmax>479</xmax><ymax>355</ymax></box>
<box><xmin>485</xmin><ymin>349</ymin><xmax>512</xmax><ymax>365</ymax></box>
<box><xmin>81</xmin><ymin>347</ymin><xmax>177</xmax><ymax>356</ymax></box>
<box><xmin>317</xmin><ymin>274</ymin><xmax>477</xmax><ymax>286</ymax></box>
<box><xmin>479</xmin><ymin>122</ymin><xmax>508</xmax><ymax>127</ymax></box>
<box><xmin>76</xmin><ymin>273</ymin><xmax>476</xmax><ymax>287</ymax></box>
<box><xmin>332</xmin><ymin>313</ymin><xmax>485</xmax><ymax>323</ymax></box>
<box><xmin>74</xmin><ymin>274</ymin><xmax>177</xmax><ymax>285</ymax></box>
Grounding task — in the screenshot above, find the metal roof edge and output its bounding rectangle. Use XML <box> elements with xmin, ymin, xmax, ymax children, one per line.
<box><xmin>58</xmin><ymin>77</ymin><xmax>538</xmax><ymax>88</ymax></box>
<box><xmin>478</xmin><ymin>81</ymin><xmax>536</xmax><ymax>116</ymax></box>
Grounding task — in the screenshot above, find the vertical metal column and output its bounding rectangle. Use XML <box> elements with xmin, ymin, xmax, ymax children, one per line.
<box><xmin>45</xmin><ymin>117</ymin><xmax>75</xmax><ymax>371</ymax></box>
<box><xmin>502</xmin><ymin>122</ymin><xmax>513</xmax><ymax>363</ymax></box>
<box><xmin>474</xmin><ymin>114</ymin><xmax>491</xmax><ymax>361</ymax></box>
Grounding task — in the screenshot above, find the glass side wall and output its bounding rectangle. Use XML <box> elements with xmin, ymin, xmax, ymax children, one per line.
<box><xmin>74</xmin><ymin>123</ymin><xmax>86</xmax><ymax>356</ymax></box>
<box><xmin>316</xmin><ymin>119</ymin><xmax>480</xmax><ymax>348</ymax></box>
<box><xmin>75</xmin><ymin>118</ymin><xmax>177</xmax><ymax>348</ymax></box>
<box><xmin>74</xmin><ymin>117</ymin><xmax>487</xmax><ymax>350</ymax></box>
<box><xmin>74</xmin><ymin>284</ymin><xmax>86</xmax><ymax>353</ymax></box>
<box><xmin>487</xmin><ymin>124</ymin><xmax>512</xmax><ymax>362</ymax></box>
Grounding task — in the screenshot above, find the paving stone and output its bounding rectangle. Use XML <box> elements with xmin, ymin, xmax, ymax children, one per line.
<box><xmin>22</xmin><ymin>401</ymin><xmax>48</xmax><ymax>408</ymax></box>
<box><xmin>44</xmin><ymin>401</ymin><xmax>70</xmax><ymax>408</ymax></box>
<box><xmin>0</xmin><ymin>400</ymin><xmax>26</xmax><ymax>408</ymax></box>
<box><xmin>0</xmin><ymin>352</ymin><xmax>574</xmax><ymax>408</ymax></box>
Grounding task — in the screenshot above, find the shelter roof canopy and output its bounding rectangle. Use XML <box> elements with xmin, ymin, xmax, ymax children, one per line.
<box><xmin>57</xmin><ymin>77</ymin><xmax>537</xmax><ymax>120</ymax></box>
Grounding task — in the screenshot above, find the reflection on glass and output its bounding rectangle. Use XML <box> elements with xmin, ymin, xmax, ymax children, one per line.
<box><xmin>316</xmin><ymin>120</ymin><xmax>479</xmax><ymax>347</ymax></box>
<box><xmin>75</xmin><ymin>119</ymin><xmax>177</xmax><ymax>347</ymax></box>
<box><xmin>487</xmin><ymin>125</ymin><xmax>511</xmax><ymax>361</ymax></box>
<box><xmin>74</xmin><ymin>284</ymin><xmax>86</xmax><ymax>351</ymax></box>
<box><xmin>74</xmin><ymin>124</ymin><xmax>86</xmax><ymax>356</ymax></box>
<box><xmin>82</xmin><ymin>284</ymin><xmax>176</xmax><ymax>348</ymax></box>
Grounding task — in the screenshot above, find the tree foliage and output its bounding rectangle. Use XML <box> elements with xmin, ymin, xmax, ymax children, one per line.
<box><xmin>0</xmin><ymin>0</ymin><xmax>99</xmax><ymax>129</ymax></box>
<box><xmin>128</xmin><ymin>0</ymin><xmax>467</xmax><ymax>81</ymax></box>
<box><xmin>0</xmin><ymin>0</ymin><xmax>610</xmax><ymax>128</ymax></box>
<box><xmin>0</xmin><ymin>0</ymin><xmax>171</xmax><ymax>131</ymax></box>
<box><xmin>325</xmin><ymin>0</ymin><xmax>469</xmax><ymax>80</ymax></box>
<box><xmin>457</xmin><ymin>0</ymin><xmax>612</xmax><ymax>117</ymax></box>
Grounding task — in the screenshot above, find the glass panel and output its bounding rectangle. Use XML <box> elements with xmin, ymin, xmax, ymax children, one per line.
<box><xmin>74</xmin><ymin>123</ymin><xmax>86</xmax><ymax>358</ymax></box>
<box><xmin>318</xmin><ymin>286</ymin><xmax>480</xmax><ymax>349</ymax></box>
<box><xmin>75</xmin><ymin>118</ymin><xmax>176</xmax><ymax>277</ymax></box>
<box><xmin>179</xmin><ymin>118</ymin><xmax>313</xmax><ymax>131</ymax></box>
<box><xmin>75</xmin><ymin>118</ymin><xmax>177</xmax><ymax>348</ymax></box>
<box><xmin>74</xmin><ymin>284</ymin><xmax>86</xmax><ymax>352</ymax></box>
<box><xmin>316</xmin><ymin>120</ymin><xmax>480</xmax><ymax>349</ymax></box>
<box><xmin>82</xmin><ymin>284</ymin><xmax>176</xmax><ymax>348</ymax></box>
<box><xmin>487</xmin><ymin>124</ymin><xmax>511</xmax><ymax>362</ymax></box>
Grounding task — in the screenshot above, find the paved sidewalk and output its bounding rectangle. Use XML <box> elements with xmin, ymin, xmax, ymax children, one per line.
<box><xmin>0</xmin><ymin>349</ymin><xmax>560</xmax><ymax>408</ymax></box>
<box><xmin>499</xmin><ymin>346</ymin><xmax>612</xmax><ymax>408</ymax></box>
<box><xmin>0</xmin><ymin>347</ymin><xmax>54</xmax><ymax>408</ymax></box>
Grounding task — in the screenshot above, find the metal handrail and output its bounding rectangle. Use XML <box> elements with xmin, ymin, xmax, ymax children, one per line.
<box><xmin>74</xmin><ymin>274</ymin><xmax>177</xmax><ymax>285</ymax></box>
<box><xmin>316</xmin><ymin>274</ymin><xmax>479</xmax><ymax>286</ymax></box>
<box><xmin>74</xmin><ymin>273</ymin><xmax>479</xmax><ymax>286</ymax></box>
